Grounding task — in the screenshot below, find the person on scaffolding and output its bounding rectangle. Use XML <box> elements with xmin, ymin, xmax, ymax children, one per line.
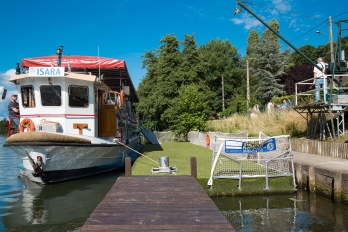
<box><xmin>311</xmin><ymin>57</ymin><xmax>326</xmax><ymax>103</ymax></box>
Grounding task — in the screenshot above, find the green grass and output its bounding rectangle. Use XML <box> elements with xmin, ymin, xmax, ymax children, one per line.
<box><xmin>132</xmin><ymin>141</ymin><xmax>212</xmax><ymax>177</ymax></box>
<box><xmin>132</xmin><ymin>142</ymin><xmax>295</xmax><ymax>196</ymax></box>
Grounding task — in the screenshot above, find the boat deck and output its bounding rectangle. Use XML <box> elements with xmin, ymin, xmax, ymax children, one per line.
<box><xmin>81</xmin><ymin>176</ymin><xmax>235</xmax><ymax>231</ymax></box>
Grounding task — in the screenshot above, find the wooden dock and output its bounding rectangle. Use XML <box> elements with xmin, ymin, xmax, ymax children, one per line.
<box><xmin>81</xmin><ymin>176</ymin><xmax>235</xmax><ymax>231</ymax></box>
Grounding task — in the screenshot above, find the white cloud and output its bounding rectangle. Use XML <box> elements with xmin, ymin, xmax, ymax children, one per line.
<box><xmin>272</xmin><ymin>0</ymin><xmax>292</xmax><ymax>12</ymax></box>
<box><xmin>0</xmin><ymin>69</ymin><xmax>15</xmax><ymax>87</ymax></box>
<box><xmin>289</xmin><ymin>19</ymin><xmax>297</xmax><ymax>28</ymax></box>
<box><xmin>230</xmin><ymin>13</ymin><xmax>262</xmax><ymax>30</ymax></box>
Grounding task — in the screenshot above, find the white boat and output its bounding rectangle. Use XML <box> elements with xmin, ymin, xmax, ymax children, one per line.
<box><xmin>3</xmin><ymin>52</ymin><xmax>142</xmax><ymax>184</ymax></box>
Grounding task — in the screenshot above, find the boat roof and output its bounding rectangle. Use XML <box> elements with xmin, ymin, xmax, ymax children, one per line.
<box><xmin>21</xmin><ymin>55</ymin><xmax>139</xmax><ymax>103</ymax></box>
<box><xmin>9</xmin><ymin>72</ymin><xmax>96</xmax><ymax>82</ymax></box>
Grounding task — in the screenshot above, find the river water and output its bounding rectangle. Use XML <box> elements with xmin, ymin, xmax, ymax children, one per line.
<box><xmin>1</xmin><ymin>135</ymin><xmax>348</xmax><ymax>231</ymax></box>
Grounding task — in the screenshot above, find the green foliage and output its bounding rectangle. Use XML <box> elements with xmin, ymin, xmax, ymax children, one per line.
<box><xmin>247</xmin><ymin>19</ymin><xmax>290</xmax><ymax>105</ymax></box>
<box><xmin>136</xmin><ymin>29</ymin><xmax>347</xmax><ymax>132</ymax></box>
<box><xmin>285</xmin><ymin>122</ymin><xmax>304</xmax><ymax>137</ymax></box>
<box><xmin>261</xmin><ymin>18</ymin><xmax>279</xmax><ymax>43</ymax></box>
<box><xmin>290</xmin><ymin>36</ymin><xmax>348</xmax><ymax>67</ymax></box>
<box><xmin>246</xmin><ymin>29</ymin><xmax>260</xmax><ymax>57</ymax></box>
<box><xmin>171</xmin><ymin>84</ymin><xmax>209</xmax><ymax>139</ymax></box>
<box><xmin>291</xmin><ymin>45</ymin><xmax>318</xmax><ymax>66</ymax></box>
<box><xmin>198</xmin><ymin>39</ymin><xmax>244</xmax><ymax>113</ymax></box>
<box><xmin>0</xmin><ymin>118</ymin><xmax>8</xmax><ymax>135</ymax></box>
<box><xmin>271</xmin><ymin>95</ymin><xmax>294</xmax><ymax>105</ymax></box>
<box><xmin>222</xmin><ymin>87</ymin><xmax>254</xmax><ymax>116</ymax></box>
<box><xmin>138</xmin><ymin>35</ymin><xmax>243</xmax><ymax>131</ymax></box>
<box><xmin>137</xmin><ymin>34</ymin><xmax>183</xmax><ymax>130</ymax></box>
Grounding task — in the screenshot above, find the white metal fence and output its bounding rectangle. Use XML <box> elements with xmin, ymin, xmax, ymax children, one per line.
<box><xmin>207</xmin><ymin>131</ymin><xmax>295</xmax><ymax>190</ymax></box>
<box><xmin>188</xmin><ymin>131</ymin><xmax>248</xmax><ymax>148</ymax></box>
<box><xmin>153</xmin><ymin>131</ymin><xmax>175</xmax><ymax>142</ymax></box>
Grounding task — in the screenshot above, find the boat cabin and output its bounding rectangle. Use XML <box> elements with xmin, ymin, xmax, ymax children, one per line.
<box><xmin>9</xmin><ymin>56</ymin><xmax>139</xmax><ymax>143</ymax></box>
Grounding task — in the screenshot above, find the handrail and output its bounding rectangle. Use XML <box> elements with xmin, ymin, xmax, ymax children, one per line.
<box><xmin>116</xmin><ymin>128</ymin><xmax>123</xmax><ymax>143</ymax></box>
<box><xmin>7</xmin><ymin>118</ymin><xmax>18</xmax><ymax>137</ymax></box>
<box><xmin>19</xmin><ymin>114</ymin><xmax>98</xmax><ymax>117</ymax></box>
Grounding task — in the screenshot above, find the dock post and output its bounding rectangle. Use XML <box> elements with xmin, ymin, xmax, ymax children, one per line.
<box><xmin>309</xmin><ymin>166</ymin><xmax>316</xmax><ymax>192</ymax></box>
<box><xmin>190</xmin><ymin>157</ymin><xmax>197</xmax><ymax>179</ymax></box>
<box><xmin>125</xmin><ymin>157</ymin><xmax>132</xmax><ymax>177</ymax></box>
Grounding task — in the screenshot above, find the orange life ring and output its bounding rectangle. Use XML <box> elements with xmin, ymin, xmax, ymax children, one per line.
<box><xmin>120</xmin><ymin>90</ymin><xmax>125</xmax><ymax>107</ymax></box>
<box><xmin>19</xmin><ymin>118</ymin><xmax>35</xmax><ymax>133</ymax></box>
<box><xmin>206</xmin><ymin>134</ymin><xmax>210</xmax><ymax>148</ymax></box>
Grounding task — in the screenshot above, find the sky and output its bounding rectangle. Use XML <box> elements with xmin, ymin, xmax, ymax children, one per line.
<box><xmin>0</xmin><ymin>0</ymin><xmax>347</xmax><ymax>118</ymax></box>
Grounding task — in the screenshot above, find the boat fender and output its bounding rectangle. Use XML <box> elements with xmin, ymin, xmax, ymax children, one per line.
<box><xmin>120</xmin><ymin>89</ymin><xmax>125</xmax><ymax>107</ymax></box>
<box><xmin>19</xmin><ymin>118</ymin><xmax>35</xmax><ymax>132</ymax></box>
<box><xmin>206</xmin><ymin>133</ymin><xmax>210</xmax><ymax>148</ymax></box>
<box><xmin>32</xmin><ymin>156</ymin><xmax>43</xmax><ymax>177</ymax></box>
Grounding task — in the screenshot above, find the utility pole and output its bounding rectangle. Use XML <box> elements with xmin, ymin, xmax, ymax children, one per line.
<box><xmin>246</xmin><ymin>60</ymin><xmax>250</xmax><ymax>111</ymax></box>
<box><xmin>222</xmin><ymin>75</ymin><xmax>225</xmax><ymax>110</ymax></box>
<box><xmin>329</xmin><ymin>16</ymin><xmax>334</xmax><ymax>63</ymax></box>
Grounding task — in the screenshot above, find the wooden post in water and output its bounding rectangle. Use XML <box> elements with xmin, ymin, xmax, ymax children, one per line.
<box><xmin>125</xmin><ymin>157</ymin><xmax>132</xmax><ymax>177</ymax></box>
<box><xmin>190</xmin><ymin>157</ymin><xmax>197</xmax><ymax>179</ymax></box>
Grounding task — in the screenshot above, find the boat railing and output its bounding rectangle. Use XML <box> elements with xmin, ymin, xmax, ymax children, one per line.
<box><xmin>7</xmin><ymin>118</ymin><xmax>18</xmax><ymax>137</ymax></box>
<box><xmin>116</xmin><ymin>128</ymin><xmax>123</xmax><ymax>143</ymax></box>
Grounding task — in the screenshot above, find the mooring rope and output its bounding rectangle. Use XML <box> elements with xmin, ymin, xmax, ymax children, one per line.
<box><xmin>118</xmin><ymin>142</ymin><xmax>159</xmax><ymax>165</ymax></box>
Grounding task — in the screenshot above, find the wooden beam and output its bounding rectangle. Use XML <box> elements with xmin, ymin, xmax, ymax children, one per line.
<box><xmin>73</xmin><ymin>123</ymin><xmax>88</xmax><ymax>135</ymax></box>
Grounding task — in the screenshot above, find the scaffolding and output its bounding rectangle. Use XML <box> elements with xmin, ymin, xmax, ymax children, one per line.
<box><xmin>294</xmin><ymin>74</ymin><xmax>348</xmax><ymax>140</ymax></box>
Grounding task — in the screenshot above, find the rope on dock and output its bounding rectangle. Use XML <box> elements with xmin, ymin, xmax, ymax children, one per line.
<box><xmin>118</xmin><ymin>142</ymin><xmax>159</xmax><ymax>165</ymax></box>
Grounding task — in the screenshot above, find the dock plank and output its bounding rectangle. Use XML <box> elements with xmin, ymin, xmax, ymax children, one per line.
<box><xmin>81</xmin><ymin>176</ymin><xmax>235</xmax><ymax>231</ymax></box>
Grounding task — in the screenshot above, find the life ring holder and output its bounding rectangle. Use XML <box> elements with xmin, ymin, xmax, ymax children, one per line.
<box><xmin>19</xmin><ymin>118</ymin><xmax>35</xmax><ymax>132</ymax></box>
<box><xmin>206</xmin><ymin>133</ymin><xmax>210</xmax><ymax>148</ymax></box>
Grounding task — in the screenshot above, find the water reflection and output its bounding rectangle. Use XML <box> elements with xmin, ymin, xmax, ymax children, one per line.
<box><xmin>0</xmin><ymin>135</ymin><xmax>122</xmax><ymax>231</ymax></box>
<box><xmin>212</xmin><ymin>189</ymin><xmax>348</xmax><ymax>232</ymax></box>
<box><xmin>2</xmin><ymin>172</ymin><xmax>120</xmax><ymax>232</ymax></box>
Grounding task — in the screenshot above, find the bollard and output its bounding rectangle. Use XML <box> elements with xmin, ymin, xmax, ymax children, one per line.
<box><xmin>159</xmin><ymin>156</ymin><xmax>169</xmax><ymax>168</ymax></box>
<box><xmin>190</xmin><ymin>157</ymin><xmax>197</xmax><ymax>180</ymax></box>
<box><xmin>125</xmin><ymin>157</ymin><xmax>132</xmax><ymax>177</ymax></box>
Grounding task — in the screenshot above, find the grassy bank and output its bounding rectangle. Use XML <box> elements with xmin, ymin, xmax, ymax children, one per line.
<box><xmin>132</xmin><ymin>142</ymin><xmax>295</xmax><ymax>196</ymax></box>
<box><xmin>206</xmin><ymin>109</ymin><xmax>306</xmax><ymax>137</ymax></box>
<box><xmin>206</xmin><ymin>108</ymin><xmax>348</xmax><ymax>142</ymax></box>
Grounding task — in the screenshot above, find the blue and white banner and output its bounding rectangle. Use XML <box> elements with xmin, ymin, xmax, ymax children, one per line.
<box><xmin>225</xmin><ymin>138</ymin><xmax>276</xmax><ymax>153</ymax></box>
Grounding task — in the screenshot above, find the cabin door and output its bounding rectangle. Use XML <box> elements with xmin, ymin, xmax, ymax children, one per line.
<box><xmin>98</xmin><ymin>90</ymin><xmax>117</xmax><ymax>137</ymax></box>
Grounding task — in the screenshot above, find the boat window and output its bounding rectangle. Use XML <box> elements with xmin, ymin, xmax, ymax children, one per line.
<box><xmin>68</xmin><ymin>85</ymin><xmax>89</xmax><ymax>107</ymax></box>
<box><xmin>21</xmin><ymin>85</ymin><xmax>36</xmax><ymax>108</ymax></box>
<box><xmin>102</xmin><ymin>91</ymin><xmax>117</xmax><ymax>105</ymax></box>
<box><xmin>40</xmin><ymin>85</ymin><xmax>61</xmax><ymax>106</ymax></box>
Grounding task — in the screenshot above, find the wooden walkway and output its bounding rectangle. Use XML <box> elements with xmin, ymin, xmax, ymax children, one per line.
<box><xmin>81</xmin><ymin>176</ymin><xmax>235</xmax><ymax>231</ymax></box>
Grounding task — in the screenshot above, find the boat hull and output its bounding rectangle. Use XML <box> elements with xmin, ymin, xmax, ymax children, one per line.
<box><xmin>4</xmin><ymin>141</ymin><xmax>142</xmax><ymax>184</ymax></box>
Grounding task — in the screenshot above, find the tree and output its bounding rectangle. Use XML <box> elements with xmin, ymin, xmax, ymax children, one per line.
<box><xmin>198</xmin><ymin>39</ymin><xmax>243</xmax><ymax>113</ymax></box>
<box><xmin>179</xmin><ymin>34</ymin><xmax>205</xmax><ymax>85</ymax></box>
<box><xmin>261</xmin><ymin>19</ymin><xmax>279</xmax><ymax>43</ymax></box>
<box><xmin>138</xmin><ymin>34</ymin><xmax>214</xmax><ymax>131</ymax></box>
<box><xmin>249</xmin><ymin>19</ymin><xmax>290</xmax><ymax>105</ymax></box>
<box><xmin>246</xmin><ymin>30</ymin><xmax>260</xmax><ymax>57</ymax></box>
<box><xmin>172</xmin><ymin>84</ymin><xmax>209</xmax><ymax>140</ymax></box>
<box><xmin>291</xmin><ymin>45</ymin><xmax>318</xmax><ymax>66</ymax></box>
<box><xmin>137</xmin><ymin>34</ymin><xmax>246</xmax><ymax>130</ymax></box>
<box><xmin>137</xmin><ymin>34</ymin><xmax>183</xmax><ymax>130</ymax></box>
<box><xmin>281</xmin><ymin>64</ymin><xmax>313</xmax><ymax>94</ymax></box>
<box><xmin>0</xmin><ymin>118</ymin><xmax>8</xmax><ymax>135</ymax></box>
